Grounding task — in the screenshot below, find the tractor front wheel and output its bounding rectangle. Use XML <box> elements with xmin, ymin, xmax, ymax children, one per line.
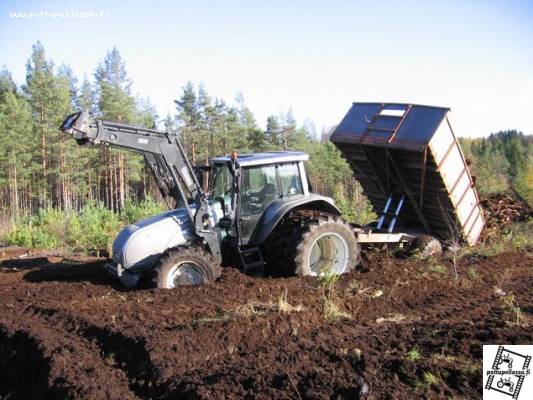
<box><xmin>155</xmin><ymin>246</ymin><xmax>221</xmax><ymax>289</ymax></box>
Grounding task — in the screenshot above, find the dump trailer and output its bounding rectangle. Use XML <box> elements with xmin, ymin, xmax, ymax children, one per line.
<box><xmin>331</xmin><ymin>102</ymin><xmax>485</xmax><ymax>246</ymax></box>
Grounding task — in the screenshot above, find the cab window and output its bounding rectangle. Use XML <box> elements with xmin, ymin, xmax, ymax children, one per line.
<box><xmin>278</xmin><ymin>163</ymin><xmax>303</xmax><ymax>196</ymax></box>
<box><xmin>211</xmin><ymin>163</ymin><xmax>232</xmax><ymax>199</ymax></box>
<box><xmin>240</xmin><ymin>165</ymin><xmax>279</xmax><ymax>216</ymax></box>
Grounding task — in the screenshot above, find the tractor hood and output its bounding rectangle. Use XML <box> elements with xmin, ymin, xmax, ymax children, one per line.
<box><xmin>112</xmin><ymin>208</ymin><xmax>195</xmax><ymax>270</ymax></box>
<box><xmin>112</xmin><ymin>199</ymin><xmax>225</xmax><ymax>271</ymax></box>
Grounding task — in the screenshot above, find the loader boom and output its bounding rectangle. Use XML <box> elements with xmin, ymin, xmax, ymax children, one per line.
<box><xmin>60</xmin><ymin>111</ymin><xmax>222</xmax><ymax>262</ymax></box>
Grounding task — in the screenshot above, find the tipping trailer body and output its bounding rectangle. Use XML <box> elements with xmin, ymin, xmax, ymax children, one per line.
<box><xmin>331</xmin><ymin>103</ymin><xmax>484</xmax><ymax>245</ymax></box>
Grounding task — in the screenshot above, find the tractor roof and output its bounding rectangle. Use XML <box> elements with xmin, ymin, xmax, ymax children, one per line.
<box><xmin>211</xmin><ymin>151</ymin><xmax>308</xmax><ymax>167</ymax></box>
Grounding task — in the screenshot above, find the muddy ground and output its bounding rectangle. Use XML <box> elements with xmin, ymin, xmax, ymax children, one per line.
<box><xmin>0</xmin><ymin>244</ymin><xmax>531</xmax><ymax>400</ymax></box>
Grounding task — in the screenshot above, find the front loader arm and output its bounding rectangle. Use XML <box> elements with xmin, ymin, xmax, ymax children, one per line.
<box><xmin>60</xmin><ymin>111</ymin><xmax>222</xmax><ymax>262</ymax></box>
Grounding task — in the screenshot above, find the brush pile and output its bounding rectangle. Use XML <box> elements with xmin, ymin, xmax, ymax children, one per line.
<box><xmin>480</xmin><ymin>192</ymin><xmax>532</xmax><ymax>237</ymax></box>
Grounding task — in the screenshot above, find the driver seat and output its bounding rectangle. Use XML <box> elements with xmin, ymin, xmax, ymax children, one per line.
<box><xmin>259</xmin><ymin>183</ymin><xmax>277</xmax><ymax>205</ymax></box>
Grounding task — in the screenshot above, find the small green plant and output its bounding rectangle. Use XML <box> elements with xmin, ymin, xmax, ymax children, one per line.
<box><xmin>423</xmin><ymin>371</ymin><xmax>439</xmax><ymax>386</ymax></box>
<box><xmin>427</xmin><ymin>264</ymin><xmax>447</xmax><ymax>275</ymax></box>
<box><xmin>415</xmin><ymin>371</ymin><xmax>439</xmax><ymax>390</ymax></box>
<box><xmin>407</xmin><ymin>346</ymin><xmax>421</xmax><ymax>361</ymax></box>
<box><xmin>323</xmin><ymin>299</ymin><xmax>351</xmax><ymax>322</ymax></box>
<box><xmin>104</xmin><ymin>352</ymin><xmax>116</xmax><ymax>366</ymax></box>
<box><xmin>5</xmin><ymin>220</ymin><xmax>33</xmax><ymax>247</ymax></box>
<box><xmin>467</xmin><ymin>267</ymin><xmax>477</xmax><ymax>279</ymax></box>
<box><xmin>318</xmin><ymin>269</ymin><xmax>350</xmax><ymax>322</ymax></box>
<box><xmin>318</xmin><ymin>269</ymin><xmax>341</xmax><ymax>294</ymax></box>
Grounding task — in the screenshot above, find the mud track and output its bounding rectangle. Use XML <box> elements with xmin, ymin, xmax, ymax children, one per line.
<box><xmin>0</xmin><ymin>246</ymin><xmax>531</xmax><ymax>399</ymax></box>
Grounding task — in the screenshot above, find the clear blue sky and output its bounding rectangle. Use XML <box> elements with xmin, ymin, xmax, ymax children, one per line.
<box><xmin>1</xmin><ymin>0</ymin><xmax>532</xmax><ymax>137</ymax></box>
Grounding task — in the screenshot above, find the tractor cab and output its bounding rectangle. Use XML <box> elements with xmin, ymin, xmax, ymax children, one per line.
<box><xmin>209</xmin><ymin>151</ymin><xmax>310</xmax><ymax>244</ymax></box>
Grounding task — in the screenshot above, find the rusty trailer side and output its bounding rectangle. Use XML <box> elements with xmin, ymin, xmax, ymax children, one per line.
<box><xmin>331</xmin><ymin>102</ymin><xmax>484</xmax><ymax>245</ymax></box>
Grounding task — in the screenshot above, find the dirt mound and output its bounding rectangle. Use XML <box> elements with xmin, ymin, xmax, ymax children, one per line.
<box><xmin>0</xmin><ymin>247</ymin><xmax>532</xmax><ymax>399</ymax></box>
<box><xmin>481</xmin><ymin>192</ymin><xmax>532</xmax><ymax>239</ymax></box>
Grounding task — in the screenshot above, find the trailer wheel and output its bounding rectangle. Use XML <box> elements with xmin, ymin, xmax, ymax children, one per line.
<box><xmin>414</xmin><ymin>235</ymin><xmax>442</xmax><ymax>259</ymax></box>
<box><xmin>265</xmin><ymin>210</ymin><xmax>360</xmax><ymax>276</ymax></box>
<box><xmin>155</xmin><ymin>246</ymin><xmax>221</xmax><ymax>289</ymax></box>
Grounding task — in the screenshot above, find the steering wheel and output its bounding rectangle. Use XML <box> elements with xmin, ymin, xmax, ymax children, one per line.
<box><xmin>259</xmin><ymin>183</ymin><xmax>276</xmax><ymax>201</ymax></box>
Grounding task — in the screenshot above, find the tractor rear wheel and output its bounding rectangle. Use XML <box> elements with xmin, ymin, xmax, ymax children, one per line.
<box><xmin>155</xmin><ymin>245</ymin><xmax>221</xmax><ymax>289</ymax></box>
<box><xmin>265</xmin><ymin>210</ymin><xmax>360</xmax><ymax>276</ymax></box>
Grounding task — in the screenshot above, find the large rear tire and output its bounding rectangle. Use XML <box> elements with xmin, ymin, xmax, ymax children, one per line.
<box><xmin>264</xmin><ymin>210</ymin><xmax>360</xmax><ymax>276</ymax></box>
<box><xmin>155</xmin><ymin>246</ymin><xmax>221</xmax><ymax>289</ymax></box>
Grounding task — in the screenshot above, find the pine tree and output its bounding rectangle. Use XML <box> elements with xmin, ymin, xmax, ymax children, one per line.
<box><xmin>94</xmin><ymin>47</ymin><xmax>137</xmax><ymax>210</ymax></box>
<box><xmin>266</xmin><ymin>115</ymin><xmax>281</xmax><ymax>148</ymax></box>
<box><xmin>0</xmin><ymin>68</ymin><xmax>17</xmax><ymax>98</ymax></box>
<box><xmin>24</xmin><ymin>42</ymin><xmax>74</xmax><ymax>208</ymax></box>
<box><xmin>280</xmin><ymin>109</ymin><xmax>297</xmax><ymax>150</ymax></box>
<box><xmin>25</xmin><ymin>41</ymin><xmax>55</xmax><ymax>206</ymax></box>
<box><xmin>0</xmin><ymin>90</ymin><xmax>34</xmax><ymax>217</ymax></box>
<box><xmin>79</xmin><ymin>75</ymin><xmax>96</xmax><ymax>114</ymax></box>
<box><xmin>175</xmin><ymin>81</ymin><xmax>201</xmax><ymax>162</ymax></box>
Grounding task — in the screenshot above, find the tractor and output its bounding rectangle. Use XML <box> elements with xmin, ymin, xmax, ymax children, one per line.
<box><xmin>60</xmin><ymin>111</ymin><xmax>359</xmax><ymax>288</ymax></box>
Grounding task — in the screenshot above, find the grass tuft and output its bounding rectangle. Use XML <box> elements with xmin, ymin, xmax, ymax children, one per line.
<box><xmin>318</xmin><ymin>269</ymin><xmax>351</xmax><ymax>322</ymax></box>
<box><xmin>323</xmin><ymin>298</ymin><xmax>351</xmax><ymax>322</ymax></box>
<box><xmin>277</xmin><ymin>288</ymin><xmax>304</xmax><ymax>313</ymax></box>
<box><xmin>423</xmin><ymin>371</ymin><xmax>439</xmax><ymax>386</ymax></box>
<box><xmin>501</xmin><ymin>294</ymin><xmax>524</xmax><ymax>326</ymax></box>
<box><xmin>407</xmin><ymin>346</ymin><xmax>421</xmax><ymax>361</ymax></box>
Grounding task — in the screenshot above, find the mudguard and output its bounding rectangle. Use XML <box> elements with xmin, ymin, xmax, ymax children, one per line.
<box><xmin>246</xmin><ymin>194</ymin><xmax>341</xmax><ymax>246</ymax></box>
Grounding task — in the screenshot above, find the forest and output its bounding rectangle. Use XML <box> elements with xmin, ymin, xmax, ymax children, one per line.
<box><xmin>0</xmin><ymin>42</ymin><xmax>531</xmax><ymax>251</ymax></box>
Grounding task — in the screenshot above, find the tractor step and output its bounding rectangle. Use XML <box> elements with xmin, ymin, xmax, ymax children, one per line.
<box><xmin>238</xmin><ymin>246</ymin><xmax>265</xmax><ymax>275</ymax></box>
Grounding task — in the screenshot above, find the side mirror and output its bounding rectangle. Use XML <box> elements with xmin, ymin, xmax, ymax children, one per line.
<box><xmin>219</xmin><ymin>217</ymin><xmax>232</xmax><ymax>230</ymax></box>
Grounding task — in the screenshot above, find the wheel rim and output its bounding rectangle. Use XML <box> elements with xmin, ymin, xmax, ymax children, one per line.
<box><xmin>167</xmin><ymin>262</ymin><xmax>205</xmax><ymax>287</ymax></box>
<box><xmin>307</xmin><ymin>232</ymin><xmax>349</xmax><ymax>276</ymax></box>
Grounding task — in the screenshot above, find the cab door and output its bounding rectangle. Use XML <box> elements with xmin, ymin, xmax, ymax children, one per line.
<box><xmin>238</xmin><ymin>164</ymin><xmax>280</xmax><ymax>243</ymax></box>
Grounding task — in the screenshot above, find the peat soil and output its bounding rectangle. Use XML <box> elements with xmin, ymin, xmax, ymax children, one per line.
<box><xmin>0</xmin><ymin>245</ymin><xmax>531</xmax><ymax>399</ymax></box>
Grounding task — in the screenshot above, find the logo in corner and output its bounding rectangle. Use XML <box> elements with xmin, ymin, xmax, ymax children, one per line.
<box><xmin>484</xmin><ymin>345</ymin><xmax>531</xmax><ymax>399</ymax></box>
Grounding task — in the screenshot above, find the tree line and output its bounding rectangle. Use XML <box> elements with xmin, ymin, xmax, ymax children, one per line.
<box><xmin>0</xmin><ymin>42</ymin><xmax>373</xmax><ymax>225</ymax></box>
<box><xmin>460</xmin><ymin>131</ymin><xmax>532</xmax><ymax>202</ymax></box>
<box><xmin>0</xmin><ymin>42</ymin><xmax>530</xmax><ymax>228</ymax></box>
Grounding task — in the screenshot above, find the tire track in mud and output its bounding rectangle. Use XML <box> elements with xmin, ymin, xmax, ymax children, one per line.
<box><xmin>0</xmin><ymin>327</ymin><xmax>52</xmax><ymax>399</ymax></box>
<box><xmin>1</xmin><ymin>247</ymin><xmax>531</xmax><ymax>399</ymax></box>
<box><xmin>23</xmin><ymin>304</ymin><xmax>168</xmax><ymax>400</ymax></box>
<box><xmin>0</xmin><ymin>312</ymin><xmax>135</xmax><ymax>400</ymax></box>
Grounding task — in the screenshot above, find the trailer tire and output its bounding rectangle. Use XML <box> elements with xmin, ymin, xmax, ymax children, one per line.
<box><xmin>155</xmin><ymin>246</ymin><xmax>221</xmax><ymax>289</ymax></box>
<box><xmin>265</xmin><ymin>210</ymin><xmax>360</xmax><ymax>276</ymax></box>
<box><xmin>414</xmin><ymin>235</ymin><xmax>442</xmax><ymax>259</ymax></box>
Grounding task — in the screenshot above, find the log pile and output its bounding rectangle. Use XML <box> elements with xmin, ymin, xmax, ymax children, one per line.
<box><xmin>480</xmin><ymin>192</ymin><xmax>532</xmax><ymax>238</ymax></box>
